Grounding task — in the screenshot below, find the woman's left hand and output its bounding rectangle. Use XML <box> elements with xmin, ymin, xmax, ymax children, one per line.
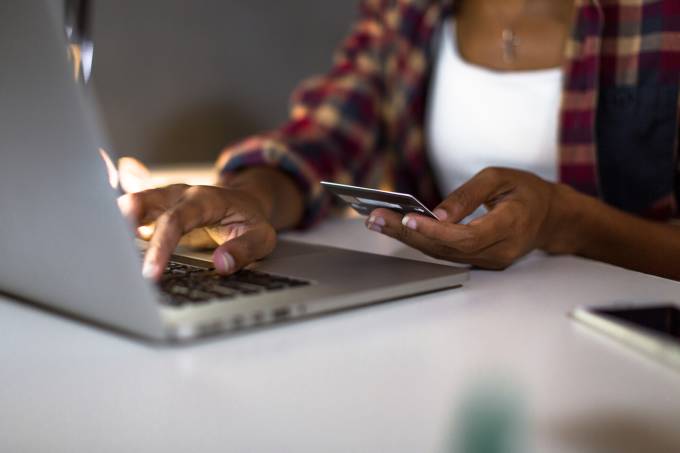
<box><xmin>366</xmin><ymin>167</ymin><xmax>574</xmax><ymax>269</ymax></box>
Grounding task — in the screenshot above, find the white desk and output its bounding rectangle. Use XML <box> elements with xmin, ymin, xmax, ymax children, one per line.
<box><xmin>1</xmin><ymin>219</ymin><xmax>679</xmax><ymax>453</ymax></box>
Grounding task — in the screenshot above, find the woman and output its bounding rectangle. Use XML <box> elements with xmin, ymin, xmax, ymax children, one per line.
<box><xmin>119</xmin><ymin>0</ymin><xmax>680</xmax><ymax>281</ymax></box>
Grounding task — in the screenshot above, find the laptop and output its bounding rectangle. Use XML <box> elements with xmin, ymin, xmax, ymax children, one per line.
<box><xmin>0</xmin><ymin>0</ymin><xmax>468</xmax><ymax>342</ymax></box>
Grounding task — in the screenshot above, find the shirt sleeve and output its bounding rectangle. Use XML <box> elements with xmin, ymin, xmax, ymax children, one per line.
<box><xmin>217</xmin><ymin>0</ymin><xmax>388</xmax><ymax>229</ymax></box>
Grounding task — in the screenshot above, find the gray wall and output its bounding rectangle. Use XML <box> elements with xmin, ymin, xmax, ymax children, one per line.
<box><xmin>90</xmin><ymin>0</ymin><xmax>359</xmax><ymax>164</ymax></box>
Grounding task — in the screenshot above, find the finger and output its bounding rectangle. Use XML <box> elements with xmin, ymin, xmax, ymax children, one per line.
<box><xmin>118</xmin><ymin>156</ymin><xmax>152</xmax><ymax>193</ymax></box>
<box><xmin>368</xmin><ymin>208</ymin><xmax>471</xmax><ymax>260</ymax></box>
<box><xmin>401</xmin><ymin>203</ymin><xmax>516</xmax><ymax>254</ymax></box>
<box><xmin>142</xmin><ymin>211</ymin><xmax>185</xmax><ymax>281</ymax></box>
<box><xmin>137</xmin><ymin>224</ymin><xmax>155</xmax><ymax>240</ymax></box>
<box><xmin>375</xmin><ymin>209</ymin><xmax>449</xmax><ymax>257</ymax></box>
<box><xmin>387</xmin><ymin>225</ymin><xmax>511</xmax><ymax>270</ymax></box>
<box><xmin>212</xmin><ymin>224</ymin><xmax>277</xmax><ymax>275</ymax></box>
<box><xmin>117</xmin><ymin>184</ymin><xmax>188</xmax><ymax>227</ymax></box>
<box><xmin>374</xmin><ymin>209</ymin><xmax>443</xmax><ymax>252</ymax></box>
<box><xmin>177</xmin><ymin>228</ymin><xmax>218</xmax><ymax>249</ymax></box>
<box><xmin>142</xmin><ymin>187</ymin><xmax>228</xmax><ymax>280</ymax></box>
<box><xmin>435</xmin><ymin>167</ymin><xmax>514</xmax><ymax>223</ymax></box>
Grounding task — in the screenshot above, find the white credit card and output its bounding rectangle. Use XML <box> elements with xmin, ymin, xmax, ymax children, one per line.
<box><xmin>321</xmin><ymin>181</ymin><xmax>439</xmax><ymax>219</ymax></box>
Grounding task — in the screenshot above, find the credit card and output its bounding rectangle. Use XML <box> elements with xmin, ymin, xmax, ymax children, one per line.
<box><xmin>321</xmin><ymin>181</ymin><xmax>439</xmax><ymax>219</ymax></box>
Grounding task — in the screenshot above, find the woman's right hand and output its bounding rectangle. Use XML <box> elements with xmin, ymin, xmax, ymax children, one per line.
<box><xmin>117</xmin><ymin>183</ymin><xmax>277</xmax><ymax>281</ymax></box>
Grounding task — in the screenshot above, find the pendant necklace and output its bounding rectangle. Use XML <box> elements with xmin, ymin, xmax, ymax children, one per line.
<box><xmin>486</xmin><ymin>0</ymin><xmax>528</xmax><ymax>64</ymax></box>
<box><xmin>501</xmin><ymin>28</ymin><xmax>520</xmax><ymax>64</ymax></box>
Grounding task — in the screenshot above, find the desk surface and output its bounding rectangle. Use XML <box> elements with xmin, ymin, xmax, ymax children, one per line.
<box><xmin>1</xmin><ymin>219</ymin><xmax>679</xmax><ymax>453</ymax></box>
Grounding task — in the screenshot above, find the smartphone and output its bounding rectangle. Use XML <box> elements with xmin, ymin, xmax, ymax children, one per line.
<box><xmin>321</xmin><ymin>181</ymin><xmax>440</xmax><ymax>219</ymax></box>
<box><xmin>571</xmin><ymin>303</ymin><xmax>680</xmax><ymax>371</ymax></box>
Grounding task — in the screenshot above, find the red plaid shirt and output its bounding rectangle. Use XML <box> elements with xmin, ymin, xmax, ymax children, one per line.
<box><xmin>218</xmin><ymin>0</ymin><xmax>680</xmax><ymax>227</ymax></box>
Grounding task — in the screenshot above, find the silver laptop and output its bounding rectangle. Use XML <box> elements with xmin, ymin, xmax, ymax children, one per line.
<box><xmin>0</xmin><ymin>0</ymin><xmax>468</xmax><ymax>342</ymax></box>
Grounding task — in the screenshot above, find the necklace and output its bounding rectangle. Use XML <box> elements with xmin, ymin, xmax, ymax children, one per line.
<box><xmin>501</xmin><ymin>28</ymin><xmax>520</xmax><ymax>64</ymax></box>
<box><xmin>485</xmin><ymin>0</ymin><xmax>528</xmax><ymax>64</ymax></box>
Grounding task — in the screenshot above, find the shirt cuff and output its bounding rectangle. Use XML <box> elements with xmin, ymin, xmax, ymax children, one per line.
<box><xmin>217</xmin><ymin>137</ymin><xmax>326</xmax><ymax>229</ymax></box>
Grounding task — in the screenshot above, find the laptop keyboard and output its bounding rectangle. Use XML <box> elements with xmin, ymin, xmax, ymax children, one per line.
<box><xmin>158</xmin><ymin>261</ymin><xmax>310</xmax><ymax>307</ymax></box>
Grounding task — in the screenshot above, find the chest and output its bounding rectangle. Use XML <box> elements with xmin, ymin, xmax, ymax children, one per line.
<box><xmin>454</xmin><ymin>0</ymin><xmax>574</xmax><ymax>71</ymax></box>
<box><xmin>382</xmin><ymin>0</ymin><xmax>680</xmax><ymax>215</ymax></box>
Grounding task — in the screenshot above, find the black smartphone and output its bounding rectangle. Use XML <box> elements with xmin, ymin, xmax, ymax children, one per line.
<box><xmin>571</xmin><ymin>303</ymin><xmax>680</xmax><ymax>370</ymax></box>
<box><xmin>321</xmin><ymin>181</ymin><xmax>440</xmax><ymax>219</ymax></box>
<box><xmin>590</xmin><ymin>304</ymin><xmax>680</xmax><ymax>340</ymax></box>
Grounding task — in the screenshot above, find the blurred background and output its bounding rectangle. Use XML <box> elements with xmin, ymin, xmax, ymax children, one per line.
<box><xmin>89</xmin><ymin>0</ymin><xmax>359</xmax><ymax>165</ymax></box>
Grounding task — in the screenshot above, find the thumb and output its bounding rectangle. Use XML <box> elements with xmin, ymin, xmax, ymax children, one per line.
<box><xmin>211</xmin><ymin>223</ymin><xmax>277</xmax><ymax>275</ymax></box>
<box><xmin>435</xmin><ymin>168</ymin><xmax>513</xmax><ymax>223</ymax></box>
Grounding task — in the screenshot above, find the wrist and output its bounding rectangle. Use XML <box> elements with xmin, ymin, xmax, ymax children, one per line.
<box><xmin>541</xmin><ymin>183</ymin><xmax>592</xmax><ymax>255</ymax></box>
<box><xmin>220</xmin><ymin>167</ymin><xmax>276</xmax><ymax>217</ymax></box>
<box><xmin>219</xmin><ymin>167</ymin><xmax>304</xmax><ymax>230</ymax></box>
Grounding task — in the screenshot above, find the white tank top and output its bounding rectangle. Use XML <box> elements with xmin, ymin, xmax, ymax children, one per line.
<box><xmin>426</xmin><ymin>21</ymin><xmax>562</xmax><ymax>200</ymax></box>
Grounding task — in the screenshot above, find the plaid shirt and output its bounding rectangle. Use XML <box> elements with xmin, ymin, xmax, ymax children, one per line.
<box><xmin>218</xmin><ymin>0</ymin><xmax>680</xmax><ymax>227</ymax></box>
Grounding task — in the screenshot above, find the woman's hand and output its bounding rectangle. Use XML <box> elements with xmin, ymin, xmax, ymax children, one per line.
<box><xmin>117</xmin><ymin>166</ymin><xmax>304</xmax><ymax>281</ymax></box>
<box><xmin>366</xmin><ymin>167</ymin><xmax>575</xmax><ymax>269</ymax></box>
<box><xmin>118</xmin><ymin>184</ymin><xmax>277</xmax><ymax>281</ymax></box>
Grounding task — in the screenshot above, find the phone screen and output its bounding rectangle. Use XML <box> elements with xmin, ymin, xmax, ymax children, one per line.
<box><xmin>593</xmin><ymin>305</ymin><xmax>680</xmax><ymax>342</ymax></box>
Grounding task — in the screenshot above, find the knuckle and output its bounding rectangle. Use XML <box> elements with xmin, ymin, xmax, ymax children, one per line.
<box><xmin>164</xmin><ymin>184</ymin><xmax>190</xmax><ymax>201</ymax></box>
<box><xmin>184</xmin><ymin>185</ymin><xmax>204</xmax><ymax>197</ymax></box>
<box><xmin>395</xmin><ymin>224</ymin><xmax>422</xmax><ymax>245</ymax></box>
<box><xmin>479</xmin><ymin>167</ymin><xmax>503</xmax><ymax>180</ymax></box>
<box><xmin>168</xmin><ymin>183</ymin><xmax>190</xmax><ymax>192</ymax></box>
<box><xmin>187</xmin><ymin>184</ymin><xmax>218</xmax><ymax>200</ymax></box>
<box><xmin>446</xmin><ymin>189</ymin><xmax>472</xmax><ymax>213</ymax></box>
<box><xmin>392</xmin><ymin>225</ymin><xmax>408</xmax><ymax>241</ymax></box>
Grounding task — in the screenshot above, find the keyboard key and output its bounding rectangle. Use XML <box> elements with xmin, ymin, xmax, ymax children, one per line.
<box><xmin>157</xmin><ymin>262</ymin><xmax>311</xmax><ymax>306</ymax></box>
<box><xmin>188</xmin><ymin>290</ymin><xmax>215</xmax><ymax>302</ymax></box>
<box><xmin>169</xmin><ymin>285</ymin><xmax>190</xmax><ymax>296</ymax></box>
<box><xmin>207</xmin><ymin>286</ymin><xmax>238</xmax><ymax>298</ymax></box>
<box><xmin>214</xmin><ymin>280</ymin><xmax>263</xmax><ymax>294</ymax></box>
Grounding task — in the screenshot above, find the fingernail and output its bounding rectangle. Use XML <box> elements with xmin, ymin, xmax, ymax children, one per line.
<box><xmin>368</xmin><ymin>224</ymin><xmax>383</xmax><ymax>233</ymax></box>
<box><xmin>216</xmin><ymin>252</ymin><xmax>236</xmax><ymax>274</ymax></box>
<box><xmin>402</xmin><ymin>215</ymin><xmax>417</xmax><ymax>230</ymax></box>
<box><xmin>142</xmin><ymin>261</ymin><xmax>157</xmax><ymax>280</ymax></box>
<box><xmin>367</xmin><ymin>215</ymin><xmax>385</xmax><ymax>228</ymax></box>
<box><xmin>137</xmin><ymin>224</ymin><xmax>155</xmax><ymax>239</ymax></box>
<box><xmin>117</xmin><ymin>194</ymin><xmax>131</xmax><ymax>214</ymax></box>
<box><xmin>433</xmin><ymin>209</ymin><xmax>448</xmax><ymax>221</ymax></box>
